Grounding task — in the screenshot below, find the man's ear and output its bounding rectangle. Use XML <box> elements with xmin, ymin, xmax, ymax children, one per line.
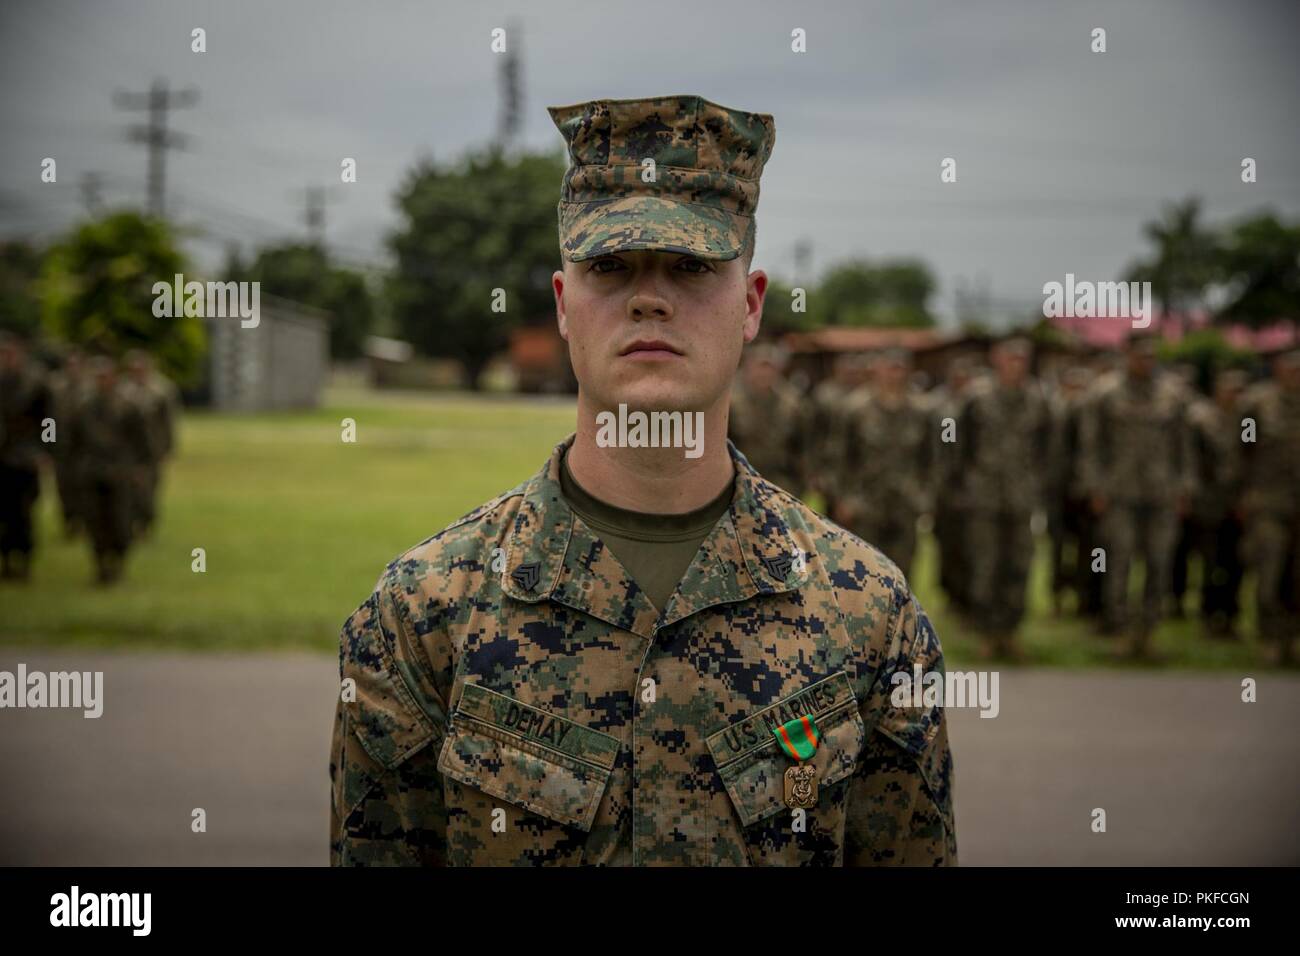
<box><xmin>553</xmin><ymin>267</ymin><xmax>569</xmax><ymax>341</ymax></box>
<box><xmin>743</xmin><ymin>268</ymin><xmax>768</xmax><ymax>344</ymax></box>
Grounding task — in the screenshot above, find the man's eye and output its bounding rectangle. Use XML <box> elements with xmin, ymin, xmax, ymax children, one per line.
<box><xmin>675</xmin><ymin>258</ymin><xmax>712</xmax><ymax>274</ymax></box>
<box><xmin>589</xmin><ymin>258</ymin><xmax>625</xmax><ymax>274</ymax></box>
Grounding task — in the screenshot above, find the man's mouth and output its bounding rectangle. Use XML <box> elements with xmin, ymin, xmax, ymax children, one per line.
<box><xmin>620</xmin><ymin>339</ymin><xmax>684</xmax><ymax>358</ymax></box>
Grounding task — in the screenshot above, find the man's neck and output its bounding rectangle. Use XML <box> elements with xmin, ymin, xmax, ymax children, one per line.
<box><xmin>566</xmin><ymin>394</ymin><xmax>735</xmax><ymax>513</ymax></box>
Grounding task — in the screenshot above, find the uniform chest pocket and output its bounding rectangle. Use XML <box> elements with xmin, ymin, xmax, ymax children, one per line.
<box><xmin>705</xmin><ymin>673</ymin><xmax>866</xmax><ymax>865</ymax></box>
<box><xmin>436</xmin><ymin>682</ymin><xmax>620</xmax><ymax>833</ymax></box>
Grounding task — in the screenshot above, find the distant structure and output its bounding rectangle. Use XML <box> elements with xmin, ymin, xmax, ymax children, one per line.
<box><xmin>203</xmin><ymin>295</ymin><xmax>328</xmax><ymax>410</ymax></box>
<box><xmin>510</xmin><ymin>324</ymin><xmax>576</xmax><ymax>393</ymax></box>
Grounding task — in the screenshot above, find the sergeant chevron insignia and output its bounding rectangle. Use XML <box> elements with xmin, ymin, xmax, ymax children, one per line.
<box><xmin>512</xmin><ymin>562</ymin><xmax>541</xmax><ymax>592</ymax></box>
<box><xmin>761</xmin><ymin>553</ymin><xmax>794</xmax><ymax>581</ymax></box>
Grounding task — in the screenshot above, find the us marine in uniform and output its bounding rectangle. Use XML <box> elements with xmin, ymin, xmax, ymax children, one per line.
<box><xmin>827</xmin><ymin>348</ymin><xmax>933</xmax><ymax>578</ymax></box>
<box><xmin>1079</xmin><ymin>335</ymin><xmax>1194</xmax><ymax>658</ymax></box>
<box><xmin>955</xmin><ymin>338</ymin><xmax>1051</xmax><ymax>659</ymax></box>
<box><xmin>727</xmin><ymin>343</ymin><xmax>805</xmax><ymax>495</ymax></box>
<box><xmin>330</xmin><ymin>95</ymin><xmax>957</xmax><ymax>866</ymax></box>
<box><xmin>0</xmin><ymin>332</ymin><xmax>51</xmax><ymax>581</ymax></box>
<box><xmin>1186</xmin><ymin>369</ymin><xmax>1247</xmax><ymax>639</ymax></box>
<box><xmin>1238</xmin><ymin>348</ymin><xmax>1300</xmax><ymax>665</ymax></box>
<box><xmin>71</xmin><ymin>357</ymin><xmax>153</xmax><ymax>584</ymax></box>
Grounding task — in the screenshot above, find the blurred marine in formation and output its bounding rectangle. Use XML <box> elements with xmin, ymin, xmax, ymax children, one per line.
<box><xmin>955</xmin><ymin>338</ymin><xmax>1051</xmax><ymax>659</ymax></box>
<box><xmin>930</xmin><ymin>355</ymin><xmax>977</xmax><ymax>616</ymax></box>
<box><xmin>1079</xmin><ymin>335</ymin><xmax>1194</xmax><ymax>659</ymax></box>
<box><xmin>802</xmin><ymin>353</ymin><xmax>868</xmax><ymax>516</ymax></box>
<box><xmin>0</xmin><ymin>332</ymin><xmax>51</xmax><ymax>580</ymax></box>
<box><xmin>48</xmin><ymin>347</ymin><xmax>90</xmax><ymax>539</ymax></box>
<box><xmin>1183</xmin><ymin>369</ymin><xmax>1247</xmax><ymax>639</ymax></box>
<box><xmin>828</xmin><ymin>348</ymin><xmax>932</xmax><ymax>578</ymax></box>
<box><xmin>123</xmin><ymin>349</ymin><xmax>179</xmax><ymax>538</ymax></box>
<box><xmin>1046</xmin><ymin>365</ymin><xmax>1100</xmax><ymax>619</ymax></box>
<box><xmin>69</xmin><ymin>357</ymin><xmax>154</xmax><ymax>584</ymax></box>
<box><xmin>727</xmin><ymin>343</ymin><xmax>804</xmax><ymax>495</ymax></box>
<box><xmin>1238</xmin><ymin>347</ymin><xmax>1300</xmax><ymax>665</ymax></box>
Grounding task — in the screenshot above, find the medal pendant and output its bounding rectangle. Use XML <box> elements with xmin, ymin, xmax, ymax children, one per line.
<box><xmin>783</xmin><ymin>761</ymin><xmax>818</xmax><ymax>809</ymax></box>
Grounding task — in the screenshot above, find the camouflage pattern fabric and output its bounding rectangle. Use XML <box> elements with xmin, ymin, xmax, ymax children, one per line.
<box><xmin>0</xmin><ymin>359</ymin><xmax>51</xmax><ymax>563</ymax></box>
<box><xmin>727</xmin><ymin>377</ymin><xmax>805</xmax><ymax>496</ymax></box>
<box><xmin>70</xmin><ymin>386</ymin><xmax>153</xmax><ymax>563</ymax></box>
<box><xmin>956</xmin><ymin>378</ymin><xmax>1052</xmax><ymax>636</ymax></box>
<box><xmin>49</xmin><ymin>366</ymin><xmax>89</xmax><ymax>532</ymax></box>
<box><xmin>124</xmin><ymin>373</ymin><xmax>179</xmax><ymax>535</ymax></box>
<box><xmin>330</xmin><ymin>437</ymin><xmax>957</xmax><ymax>866</ymax></box>
<box><xmin>548</xmin><ymin>95</ymin><xmax>775</xmax><ymax>261</ymax></box>
<box><xmin>1079</xmin><ymin>371</ymin><xmax>1194</xmax><ymax>638</ymax></box>
<box><xmin>825</xmin><ymin>388</ymin><xmax>933</xmax><ymax>576</ymax></box>
<box><xmin>1238</xmin><ymin>381</ymin><xmax>1300</xmax><ymax>654</ymax></box>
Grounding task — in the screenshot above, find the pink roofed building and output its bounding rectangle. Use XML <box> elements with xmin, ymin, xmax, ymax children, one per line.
<box><xmin>1051</xmin><ymin>309</ymin><xmax>1298</xmax><ymax>353</ymax></box>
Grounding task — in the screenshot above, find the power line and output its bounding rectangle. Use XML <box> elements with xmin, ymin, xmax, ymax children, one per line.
<box><xmin>113</xmin><ymin>78</ymin><xmax>199</xmax><ymax>218</ymax></box>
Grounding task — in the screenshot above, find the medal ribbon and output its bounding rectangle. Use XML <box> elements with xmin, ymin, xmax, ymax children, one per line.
<box><xmin>773</xmin><ymin>713</ymin><xmax>820</xmax><ymax>761</ymax></box>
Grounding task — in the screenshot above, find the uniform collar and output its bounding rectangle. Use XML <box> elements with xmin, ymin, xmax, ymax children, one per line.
<box><xmin>501</xmin><ymin>434</ymin><xmax>812</xmax><ymax>638</ymax></box>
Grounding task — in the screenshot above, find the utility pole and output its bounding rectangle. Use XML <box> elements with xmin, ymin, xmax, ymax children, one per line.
<box><xmin>298</xmin><ymin>186</ymin><xmax>329</xmax><ymax>245</ymax></box>
<box><xmin>793</xmin><ymin>239</ymin><xmax>813</xmax><ymax>285</ymax></box>
<box><xmin>114</xmin><ymin>78</ymin><xmax>198</xmax><ymax>219</ymax></box>
<box><xmin>496</xmin><ymin>19</ymin><xmax>522</xmax><ymax>150</ymax></box>
<box><xmin>79</xmin><ymin>172</ymin><xmax>103</xmax><ymax>216</ymax></box>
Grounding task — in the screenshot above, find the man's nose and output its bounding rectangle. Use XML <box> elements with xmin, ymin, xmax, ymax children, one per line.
<box><xmin>627</xmin><ymin>290</ymin><xmax>673</xmax><ymax>321</ymax></box>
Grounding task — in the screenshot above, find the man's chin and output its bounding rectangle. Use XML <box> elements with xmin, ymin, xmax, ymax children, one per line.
<box><xmin>590</xmin><ymin>386</ymin><xmax>706</xmax><ymax>415</ymax></box>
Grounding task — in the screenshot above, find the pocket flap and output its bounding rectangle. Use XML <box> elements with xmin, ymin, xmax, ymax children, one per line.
<box><xmin>706</xmin><ymin>673</ymin><xmax>865</xmax><ymax>827</ymax></box>
<box><xmin>436</xmin><ymin>683</ymin><xmax>620</xmax><ymax>832</ymax></box>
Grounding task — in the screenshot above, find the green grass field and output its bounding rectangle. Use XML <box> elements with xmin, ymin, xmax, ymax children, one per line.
<box><xmin>0</xmin><ymin>384</ymin><xmax>1272</xmax><ymax>669</ymax></box>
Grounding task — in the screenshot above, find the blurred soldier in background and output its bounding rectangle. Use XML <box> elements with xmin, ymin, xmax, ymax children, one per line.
<box><xmin>956</xmin><ymin>338</ymin><xmax>1051</xmax><ymax>659</ymax></box>
<box><xmin>803</xmin><ymin>353</ymin><xmax>868</xmax><ymax>516</ymax></box>
<box><xmin>931</xmin><ymin>355</ymin><xmax>978</xmax><ymax>616</ymax></box>
<box><xmin>1046</xmin><ymin>364</ymin><xmax>1095</xmax><ymax>617</ymax></box>
<box><xmin>1080</xmin><ymin>335</ymin><xmax>1195</xmax><ymax>659</ymax></box>
<box><xmin>0</xmin><ymin>332</ymin><xmax>51</xmax><ymax>581</ymax></box>
<box><xmin>123</xmin><ymin>349</ymin><xmax>179</xmax><ymax>538</ymax></box>
<box><xmin>1170</xmin><ymin>363</ymin><xmax>1207</xmax><ymax>618</ymax></box>
<box><xmin>48</xmin><ymin>346</ymin><xmax>90</xmax><ymax>539</ymax></box>
<box><xmin>728</xmin><ymin>343</ymin><xmax>804</xmax><ymax>494</ymax></box>
<box><xmin>829</xmin><ymin>347</ymin><xmax>932</xmax><ymax>577</ymax></box>
<box><xmin>1186</xmin><ymin>369</ymin><xmax>1248</xmax><ymax>639</ymax></box>
<box><xmin>71</xmin><ymin>357</ymin><xmax>153</xmax><ymax>584</ymax></box>
<box><xmin>1238</xmin><ymin>348</ymin><xmax>1300</xmax><ymax>665</ymax></box>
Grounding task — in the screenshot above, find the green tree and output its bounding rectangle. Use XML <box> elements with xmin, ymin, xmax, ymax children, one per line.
<box><xmin>40</xmin><ymin>212</ymin><xmax>205</xmax><ymax>382</ymax></box>
<box><xmin>387</xmin><ymin>148</ymin><xmax>566</xmax><ymax>387</ymax></box>
<box><xmin>1215</xmin><ymin>213</ymin><xmax>1300</xmax><ymax>328</ymax></box>
<box><xmin>1124</xmin><ymin>197</ymin><xmax>1218</xmax><ymax>314</ymax></box>
<box><xmin>233</xmin><ymin>243</ymin><xmax>374</xmax><ymax>359</ymax></box>
<box><xmin>0</xmin><ymin>241</ymin><xmax>44</xmax><ymax>338</ymax></box>
<box><xmin>760</xmin><ymin>277</ymin><xmax>823</xmax><ymax>335</ymax></box>
<box><xmin>815</xmin><ymin>258</ymin><xmax>936</xmax><ymax>327</ymax></box>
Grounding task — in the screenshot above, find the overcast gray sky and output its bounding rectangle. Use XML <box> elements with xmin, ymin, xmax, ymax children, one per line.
<box><xmin>2</xmin><ymin>0</ymin><xmax>1298</xmax><ymax>326</ymax></box>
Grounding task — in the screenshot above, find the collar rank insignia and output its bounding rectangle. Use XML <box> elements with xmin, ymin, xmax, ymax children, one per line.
<box><xmin>761</xmin><ymin>553</ymin><xmax>794</xmax><ymax>582</ymax></box>
<box><xmin>773</xmin><ymin>713</ymin><xmax>820</xmax><ymax>810</ymax></box>
<box><xmin>512</xmin><ymin>562</ymin><xmax>541</xmax><ymax>592</ymax></box>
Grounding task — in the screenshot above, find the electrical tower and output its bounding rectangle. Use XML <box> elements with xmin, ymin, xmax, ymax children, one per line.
<box><xmin>113</xmin><ymin>78</ymin><xmax>198</xmax><ymax>219</ymax></box>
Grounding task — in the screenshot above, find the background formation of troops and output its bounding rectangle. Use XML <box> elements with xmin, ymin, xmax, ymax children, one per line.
<box><xmin>729</xmin><ymin>336</ymin><xmax>1300</xmax><ymax>665</ymax></box>
<box><xmin>0</xmin><ymin>333</ymin><xmax>178</xmax><ymax>584</ymax></box>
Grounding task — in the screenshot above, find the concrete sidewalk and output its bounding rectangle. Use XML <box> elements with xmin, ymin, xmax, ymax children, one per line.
<box><xmin>1</xmin><ymin>650</ymin><xmax>1295</xmax><ymax>865</ymax></box>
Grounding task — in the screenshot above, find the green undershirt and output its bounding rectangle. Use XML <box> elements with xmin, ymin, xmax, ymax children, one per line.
<box><xmin>559</xmin><ymin>448</ymin><xmax>734</xmax><ymax>612</ymax></box>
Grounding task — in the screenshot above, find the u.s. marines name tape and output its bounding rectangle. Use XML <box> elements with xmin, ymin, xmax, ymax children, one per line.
<box><xmin>706</xmin><ymin>671</ymin><xmax>855</xmax><ymax>765</ymax></box>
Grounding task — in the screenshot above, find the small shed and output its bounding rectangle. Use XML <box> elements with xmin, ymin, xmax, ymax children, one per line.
<box><xmin>204</xmin><ymin>294</ymin><xmax>329</xmax><ymax>410</ymax></box>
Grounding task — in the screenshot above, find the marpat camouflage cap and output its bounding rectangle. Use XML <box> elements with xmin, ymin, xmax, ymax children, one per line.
<box><xmin>547</xmin><ymin>95</ymin><xmax>775</xmax><ymax>262</ymax></box>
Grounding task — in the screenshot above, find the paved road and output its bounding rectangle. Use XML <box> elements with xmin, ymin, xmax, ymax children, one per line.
<box><xmin>1</xmin><ymin>650</ymin><xmax>1296</xmax><ymax>865</ymax></box>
